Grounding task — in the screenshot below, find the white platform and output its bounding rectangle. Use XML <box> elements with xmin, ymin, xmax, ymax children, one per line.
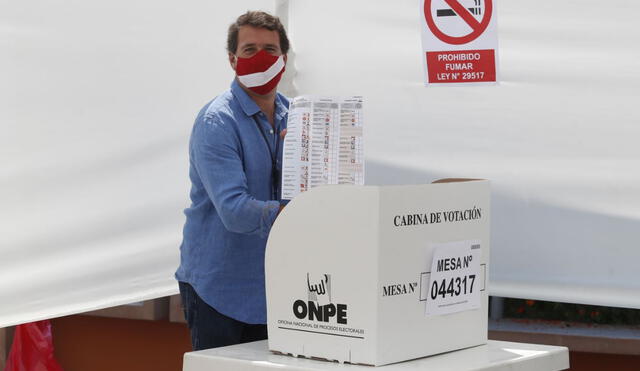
<box><xmin>183</xmin><ymin>340</ymin><xmax>569</xmax><ymax>371</ymax></box>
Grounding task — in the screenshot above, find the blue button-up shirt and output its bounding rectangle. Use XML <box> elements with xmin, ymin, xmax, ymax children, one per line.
<box><xmin>175</xmin><ymin>80</ymin><xmax>288</xmax><ymax>324</ymax></box>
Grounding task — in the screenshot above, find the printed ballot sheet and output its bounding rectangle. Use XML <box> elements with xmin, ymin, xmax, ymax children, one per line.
<box><xmin>282</xmin><ymin>96</ymin><xmax>364</xmax><ymax>200</ymax></box>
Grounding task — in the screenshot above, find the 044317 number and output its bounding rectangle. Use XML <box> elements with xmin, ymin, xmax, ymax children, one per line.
<box><xmin>430</xmin><ymin>275</ymin><xmax>476</xmax><ymax>300</ymax></box>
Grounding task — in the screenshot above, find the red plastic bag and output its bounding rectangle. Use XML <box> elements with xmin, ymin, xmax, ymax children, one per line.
<box><xmin>4</xmin><ymin>320</ymin><xmax>64</xmax><ymax>371</ymax></box>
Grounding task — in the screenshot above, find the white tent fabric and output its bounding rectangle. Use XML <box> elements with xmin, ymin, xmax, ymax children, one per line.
<box><xmin>285</xmin><ymin>0</ymin><xmax>640</xmax><ymax>308</ymax></box>
<box><xmin>1</xmin><ymin>0</ymin><xmax>639</xmax><ymax>328</ymax></box>
<box><xmin>0</xmin><ymin>0</ymin><xmax>279</xmax><ymax>328</ymax></box>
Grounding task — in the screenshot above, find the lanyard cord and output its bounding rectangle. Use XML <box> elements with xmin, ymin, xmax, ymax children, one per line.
<box><xmin>252</xmin><ymin>115</ymin><xmax>279</xmax><ymax>200</ymax></box>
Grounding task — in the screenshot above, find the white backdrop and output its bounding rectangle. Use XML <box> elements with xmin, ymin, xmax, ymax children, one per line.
<box><xmin>0</xmin><ymin>0</ymin><xmax>280</xmax><ymax>328</ymax></box>
<box><xmin>284</xmin><ymin>0</ymin><xmax>640</xmax><ymax>309</ymax></box>
<box><xmin>1</xmin><ymin>0</ymin><xmax>639</xmax><ymax>327</ymax></box>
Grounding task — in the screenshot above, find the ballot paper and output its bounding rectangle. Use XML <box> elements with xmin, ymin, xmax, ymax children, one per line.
<box><xmin>281</xmin><ymin>95</ymin><xmax>364</xmax><ymax>200</ymax></box>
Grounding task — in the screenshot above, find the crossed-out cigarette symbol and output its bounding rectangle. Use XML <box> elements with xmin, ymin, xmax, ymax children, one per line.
<box><xmin>437</xmin><ymin>0</ymin><xmax>482</xmax><ymax>17</ymax></box>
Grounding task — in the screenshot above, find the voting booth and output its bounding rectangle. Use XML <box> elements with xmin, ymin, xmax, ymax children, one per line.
<box><xmin>265</xmin><ymin>180</ymin><xmax>490</xmax><ymax>366</ymax></box>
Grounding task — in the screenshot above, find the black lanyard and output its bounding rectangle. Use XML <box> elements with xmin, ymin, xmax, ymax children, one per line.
<box><xmin>252</xmin><ymin>115</ymin><xmax>280</xmax><ymax>200</ymax></box>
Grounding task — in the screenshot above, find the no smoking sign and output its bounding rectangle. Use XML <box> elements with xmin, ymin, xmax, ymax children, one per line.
<box><xmin>420</xmin><ymin>0</ymin><xmax>499</xmax><ymax>85</ymax></box>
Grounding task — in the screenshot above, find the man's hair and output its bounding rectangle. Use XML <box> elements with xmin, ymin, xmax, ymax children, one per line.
<box><xmin>227</xmin><ymin>11</ymin><xmax>290</xmax><ymax>55</ymax></box>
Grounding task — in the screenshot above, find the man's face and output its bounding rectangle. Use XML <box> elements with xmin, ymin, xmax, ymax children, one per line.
<box><xmin>229</xmin><ymin>25</ymin><xmax>285</xmax><ymax>70</ymax></box>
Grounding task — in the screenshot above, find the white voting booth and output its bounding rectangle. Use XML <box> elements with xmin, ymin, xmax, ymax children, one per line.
<box><xmin>183</xmin><ymin>180</ymin><xmax>569</xmax><ymax>370</ymax></box>
<box><xmin>265</xmin><ymin>180</ymin><xmax>490</xmax><ymax>366</ymax></box>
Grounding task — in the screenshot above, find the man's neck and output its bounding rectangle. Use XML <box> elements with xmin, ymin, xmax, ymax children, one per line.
<box><xmin>241</xmin><ymin>83</ymin><xmax>277</xmax><ymax>127</ymax></box>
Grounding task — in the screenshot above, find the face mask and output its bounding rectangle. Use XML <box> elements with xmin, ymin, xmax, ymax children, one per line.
<box><xmin>235</xmin><ymin>49</ymin><xmax>285</xmax><ymax>95</ymax></box>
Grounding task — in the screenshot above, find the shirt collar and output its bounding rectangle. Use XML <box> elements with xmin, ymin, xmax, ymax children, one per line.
<box><xmin>231</xmin><ymin>79</ymin><xmax>261</xmax><ymax>117</ymax></box>
<box><xmin>231</xmin><ymin>79</ymin><xmax>288</xmax><ymax>123</ymax></box>
<box><xmin>274</xmin><ymin>94</ymin><xmax>288</xmax><ymax>122</ymax></box>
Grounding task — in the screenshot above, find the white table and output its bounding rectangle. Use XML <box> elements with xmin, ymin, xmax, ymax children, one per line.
<box><xmin>183</xmin><ymin>340</ymin><xmax>569</xmax><ymax>371</ymax></box>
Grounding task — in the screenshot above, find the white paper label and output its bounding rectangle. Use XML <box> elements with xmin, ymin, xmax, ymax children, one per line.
<box><xmin>425</xmin><ymin>240</ymin><xmax>481</xmax><ymax>316</ymax></box>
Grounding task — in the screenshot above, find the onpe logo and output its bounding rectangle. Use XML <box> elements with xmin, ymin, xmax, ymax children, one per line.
<box><xmin>292</xmin><ymin>273</ymin><xmax>348</xmax><ymax>324</ymax></box>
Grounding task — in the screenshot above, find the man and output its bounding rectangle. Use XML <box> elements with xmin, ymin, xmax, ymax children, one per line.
<box><xmin>175</xmin><ymin>11</ymin><xmax>290</xmax><ymax>350</ymax></box>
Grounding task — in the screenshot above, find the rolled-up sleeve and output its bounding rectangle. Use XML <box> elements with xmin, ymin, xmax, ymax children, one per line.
<box><xmin>192</xmin><ymin>115</ymin><xmax>280</xmax><ymax>238</ymax></box>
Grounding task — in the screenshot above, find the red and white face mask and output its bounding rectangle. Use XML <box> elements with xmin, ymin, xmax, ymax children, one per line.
<box><xmin>234</xmin><ymin>49</ymin><xmax>285</xmax><ymax>95</ymax></box>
